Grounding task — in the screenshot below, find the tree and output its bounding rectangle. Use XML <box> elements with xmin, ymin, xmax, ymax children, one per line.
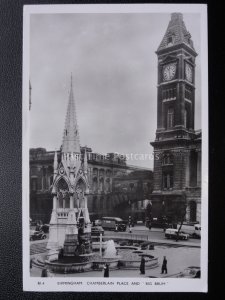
<box><xmin>145</xmin><ymin>201</ymin><xmax>152</xmax><ymax>227</ymax></box>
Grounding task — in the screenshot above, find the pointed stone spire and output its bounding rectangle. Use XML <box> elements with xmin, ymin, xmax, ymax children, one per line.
<box><xmin>84</xmin><ymin>147</ymin><xmax>88</xmax><ymax>174</ymax></box>
<box><xmin>157</xmin><ymin>13</ymin><xmax>196</xmax><ymax>53</ymax></box>
<box><xmin>62</xmin><ymin>74</ymin><xmax>80</xmax><ymax>154</ymax></box>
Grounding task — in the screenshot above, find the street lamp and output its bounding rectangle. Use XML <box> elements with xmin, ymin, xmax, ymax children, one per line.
<box><xmin>99</xmin><ymin>233</ymin><xmax>102</xmax><ymax>257</ymax></box>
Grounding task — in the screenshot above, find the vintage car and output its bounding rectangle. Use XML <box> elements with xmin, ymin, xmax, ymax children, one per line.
<box><xmin>101</xmin><ymin>217</ymin><xmax>127</xmax><ymax>232</ymax></box>
<box><xmin>30</xmin><ymin>230</ymin><xmax>47</xmax><ymax>241</ymax></box>
<box><xmin>40</xmin><ymin>224</ymin><xmax>50</xmax><ymax>233</ymax></box>
<box><xmin>165</xmin><ymin>228</ymin><xmax>189</xmax><ymax>240</ymax></box>
<box><xmin>176</xmin><ymin>266</ymin><xmax>201</xmax><ymax>278</ymax></box>
<box><xmin>93</xmin><ymin>219</ymin><xmax>102</xmax><ymax>226</ymax></box>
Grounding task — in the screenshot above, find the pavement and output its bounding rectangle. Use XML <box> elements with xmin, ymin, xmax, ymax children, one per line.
<box><xmin>30</xmin><ymin>244</ymin><xmax>200</xmax><ymax>278</ymax></box>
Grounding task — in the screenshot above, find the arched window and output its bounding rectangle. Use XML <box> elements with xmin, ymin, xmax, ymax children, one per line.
<box><xmin>106</xmin><ymin>178</ymin><xmax>110</xmax><ymax>192</ymax></box>
<box><xmin>167</xmin><ymin>107</ymin><xmax>174</xmax><ymax>128</ymax></box>
<box><xmin>93</xmin><ymin>177</ymin><xmax>98</xmax><ymax>193</ymax></box>
<box><xmin>99</xmin><ymin>177</ymin><xmax>104</xmax><ymax>192</ymax></box>
<box><xmin>57</xmin><ymin>178</ymin><xmax>69</xmax><ymax>209</ymax></box>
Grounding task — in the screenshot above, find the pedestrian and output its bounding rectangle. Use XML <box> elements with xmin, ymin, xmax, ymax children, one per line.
<box><xmin>140</xmin><ymin>256</ymin><xmax>146</xmax><ymax>275</ymax></box>
<box><xmin>161</xmin><ymin>256</ymin><xmax>167</xmax><ymax>274</ymax></box>
<box><xmin>176</xmin><ymin>231</ymin><xmax>179</xmax><ymax>242</ymax></box>
<box><xmin>103</xmin><ymin>263</ymin><xmax>109</xmax><ymax>277</ymax></box>
<box><xmin>58</xmin><ymin>248</ymin><xmax>64</xmax><ymax>259</ymax></box>
<box><xmin>41</xmin><ymin>267</ymin><xmax>48</xmax><ymax>277</ymax></box>
<box><xmin>30</xmin><ymin>258</ymin><xmax>33</xmax><ymax>269</ymax></box>
<box><xmin>129</xmin><ymin>224</ymin><xmax>132</xmax><ymax>233</ymax></box>
<box><xmin>115</xmin><ymin>224</ymin><xmax>118</xmax><ymax>232</ymax></box>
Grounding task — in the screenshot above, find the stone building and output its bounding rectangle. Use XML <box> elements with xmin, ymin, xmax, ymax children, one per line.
<box><xmin>30</xmin><ymin>78</ymin><xmax>153</xmax><ymax>224</ymax></box>
<box><xmin>30</xmin><ymin>148</ymin><xmax>152</xmax><ymax>223</ymax></box>
<box><xmin>150</xmin><ymin>13</ymin><xmax>201</xmax><ymax>223</ymax></box>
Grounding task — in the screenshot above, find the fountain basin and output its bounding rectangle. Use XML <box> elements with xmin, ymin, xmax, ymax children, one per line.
<box><xmin>45</xmin><ymin>260</ymin><xmax>93</xmax><ymax>273</ymax></box>
<box><xmin>118</xmin><ymin>257</ymin><xmax>158</xmax><ymax>269</ymax></box>
<box><xmin>44</xmin><ymin>242</ymin><xmax>158</xmax><ymax>274</ymax></box>
<box><xmin>92</xmin><ymin>258</ymin><xmax>120</xmax><ymax>270</ymax></box>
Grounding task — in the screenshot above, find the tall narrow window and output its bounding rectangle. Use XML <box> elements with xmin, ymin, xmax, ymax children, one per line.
<box><xmin>163</xmin><ymin>172</ymin><xmax>173</xmax><ymax>189</ymax></box>
<box><xmin>184</xmin><ymin>109</ymin><xmax>187</xmax><ymax>128</ymax></box>
<box><xmin>167</xmin><ymin>107</ymin><xmax>174</xmax><ymax>128</ymax></box>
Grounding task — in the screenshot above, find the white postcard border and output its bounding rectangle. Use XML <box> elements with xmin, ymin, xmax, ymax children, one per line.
<box><xmin>23</xmin><ymin>3</ymin><xmax>208</xmax><ymax>292</ymax></box>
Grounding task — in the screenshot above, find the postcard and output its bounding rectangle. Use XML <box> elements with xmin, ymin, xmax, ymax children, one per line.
<box><xmin>23</xmin><ymin>3</ymin><xmax>208</xmax><ymax>292</ymax></box>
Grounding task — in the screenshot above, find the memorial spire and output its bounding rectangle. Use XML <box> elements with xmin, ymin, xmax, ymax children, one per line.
<box><xmin>61</xmin><ymin>74</ymin><xmax>80</xmax><ymax>153</ymax></box>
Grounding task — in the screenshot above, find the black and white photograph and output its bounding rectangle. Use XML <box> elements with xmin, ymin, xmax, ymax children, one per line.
<box><xmin>23</xmin><ymin>4</ymin><xmax>208</xmax><ymax>292</ymax></box>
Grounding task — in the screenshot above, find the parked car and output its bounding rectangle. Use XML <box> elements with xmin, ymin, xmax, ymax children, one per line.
<box><xmin>165</xmin><ymin>228</ymin><xmax>189</xmax><ymax>240</ymax></box>
<box><xmin>30</xmin><ymin>230</ymin><xmax>47</xmax><ymax>241</ymax></box>
<box><xmin>40</xmin><ymin>224</ymin><xmax>50</xmax><ymax>233</ymax></box>
<box><xmin>176</xmin><ymin>266</ymin><xmax>201</xmax><ymax>278</ymax></box>
<box><xmin>176</xmin><ymin>223</ymin><xmax>201</xmax><ymax>238</ymax></box>
<box><xmin>91</xmin><ymin>226</ymin><xmax>104</xmax><ymax>236</ymax></box>
<box><xmin>93</xmin><ymin>219</ymin><xmax>102</xmax><ymax>226</ymax></box>
<box><xmin>101</xmin><ymin>217</ymin><xmax>127</xmax><ymax>232</ymax></box>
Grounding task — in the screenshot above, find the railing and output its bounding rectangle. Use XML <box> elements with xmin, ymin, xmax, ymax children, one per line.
<box><xmin>105</xmin><ymin>232</ymin><xmax>149</xmax><ymax>242</ymax></box>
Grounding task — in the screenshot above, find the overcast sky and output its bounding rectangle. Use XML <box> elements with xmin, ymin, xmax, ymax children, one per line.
<box><xmin>30</xmin><ymin>12</ymin><xmax>201</xmax><ymax>168</ymax></box>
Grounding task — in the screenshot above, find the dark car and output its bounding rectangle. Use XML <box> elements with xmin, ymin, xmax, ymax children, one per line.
<box><xmin>176</xmin><ymin>266</ymin><xmax>201</xmax><ymax>278</ymax></box>
<box><xmin>30</xmin><ymin>230</ymin><xmax>47</xmax><ymax>241</ymax></box>
<box><xmin>116</xmin><ymin>223</ymin><xmax>127</xmax><ymax>232</ymax></box>
<box><xmin>40</xmin><ymin>224</ymin><xmax>50</xmax><ymax>233</ymax></box>
<box><xmin>91</xmin><ymin>226</ymin><xmax>104</xmax><ymax>236</ymax></box>
<box><xmin>101</xmin><ymin>217</ymin><xmax>127</xmax><ymax>232</ymax></box>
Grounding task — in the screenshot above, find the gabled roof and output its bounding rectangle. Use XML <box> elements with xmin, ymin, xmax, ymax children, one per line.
<box><xmin>157</xmin><ymin>13</ymin><xmax>196</xmax><ymax>53</ymax></box>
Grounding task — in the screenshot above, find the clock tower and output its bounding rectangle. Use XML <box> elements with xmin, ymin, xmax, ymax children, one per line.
<box><xmin>151</xmin><ymin>13</ymin><xmax>201</xmax><ymax>223</ymax></box>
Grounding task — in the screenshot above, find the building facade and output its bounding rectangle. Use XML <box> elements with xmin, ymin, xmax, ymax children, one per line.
<box><xmin>30</xmin><ymin>148</ymin><xmax>153</xmax><ymax>223</ymax></box>
<box><xmin>150</xmin><ymin>13</ymin><xmax>201</xmax><ymax>223</ymax></box>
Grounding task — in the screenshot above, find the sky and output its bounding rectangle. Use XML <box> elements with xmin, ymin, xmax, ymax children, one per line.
<box><xmin>29</xmin><ymin>12</ymin><xmax>201</xmax><ymax>168</ymax></box>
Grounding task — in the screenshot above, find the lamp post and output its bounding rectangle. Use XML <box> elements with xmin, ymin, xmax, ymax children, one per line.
<box><xmin>100</xmin><ymin>233</ymin><xmax>102</xmax><ymax>257</ymax></box>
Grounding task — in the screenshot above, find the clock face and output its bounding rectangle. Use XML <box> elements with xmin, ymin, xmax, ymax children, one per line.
<box><xmin>185</xmin><ymin>63</ymin><xmax>193</xmax><ymax>82</ymax></box>
<box><xmin>163</xmin><ymin>63</ymin><xmax>176</xmax><ymax>81</ymax></box>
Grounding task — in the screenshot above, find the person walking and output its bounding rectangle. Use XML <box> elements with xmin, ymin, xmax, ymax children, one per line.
<box><xmin>140</xmin><ymin>256</ymin><xmax>146</xmax><ymax>275</ymax></box>
<box><xmin>41</xmin><ymin>267</ymin><xmax>48</xmax><ymax>277</ymax></box>
<box><xmin>129</xmin><ymin>224</ymin><xmax>132</xmax><ymax>233</ymax></box>
<box><xmin>161</xmin><ymin>256</ymin><xmax>167</xmax><ymax>274</ymax></box>
<box><xmin>103</xmin><ymin>263</ymin><xmax>109</xmax><ymax>277</ymax></box>
<box><xmin>30</xmin><ymin>258</ymin><xmax>33</xmax><ymax>269</ymax></box>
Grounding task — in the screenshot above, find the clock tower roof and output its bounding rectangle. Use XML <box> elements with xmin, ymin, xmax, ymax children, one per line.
<box><xmin>61</xmin><ymin>74</ymin><xmax>80</xmax><ymax>154</ymax></box>
<box><xmin>157</xmin><ymin>13</ymin><xmax>196</xmax><ymax>54</ymax></box>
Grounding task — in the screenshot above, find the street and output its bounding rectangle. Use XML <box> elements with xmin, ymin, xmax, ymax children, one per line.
<box><xmin>30</xmin><ymin>225</ymin><xmax>200</xmax><ymax>278</ymax></box>
<box><xmin>30</xmin><ymin>225</ymin><xmax>200</xmax><ymax>256</ymax></box>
